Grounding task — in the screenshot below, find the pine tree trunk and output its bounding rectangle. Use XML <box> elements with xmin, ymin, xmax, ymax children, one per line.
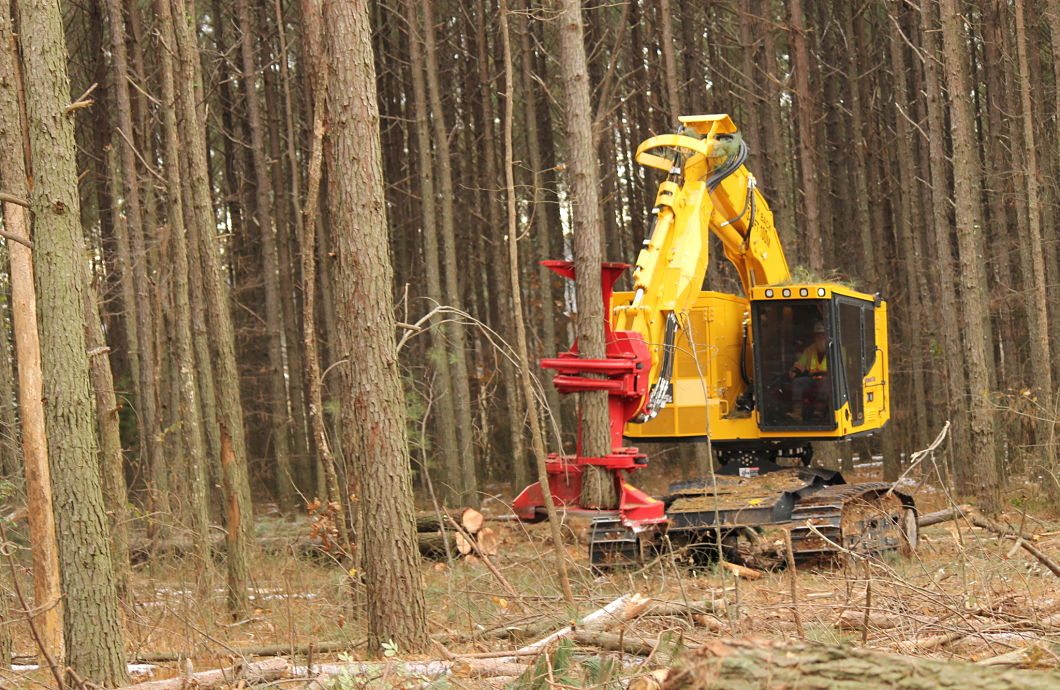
<box><xmin>236</xmin><ymin>0</ymin><xmax>296</xmax><ymax>516</ymax></box>
<box><xmin>0</xmin><ymin>257</ymin><xmax>17</xmax><ymax>478</ymax></box>
<box><xmin>919</xmin><ymin>0</ymin><xmax>970</xmax><ymax>484</ymax></box>
<box><xmin>1013</xmin><ymin>0</ymin><xmax>1056</xmax><ymax>492</ymax></box>
<box><xmin>789</xmin><ymin>0</ymin><xmax>824</xmax><ymax>271</ymax></box>
<box><xmin>0</xmin><ymin>0</ymin><xmax>63</xmax><ymax>661</ymax></box>
<box><xmin>498</xmin><ymin>0</ymin><xmax>574</xmax><ymax>606</ymax></box>
<box><xmin>298</xmin><ymin>0</ymin><xmax>348</xmax><ymax>550</ymax></box>
<box><xmin>420</xmin><ymin>0</ymin><xmax>479</xmax><ymax>506</ymax></box>
<box><xmin>840</xmin><ymin>2</ymin><xmax>876</xmax><ymax>286</ymax></box>
<box><xmin>404</xmin><ymin>0</ymin><xmax>462</xmax><ymax>497</ymax></box>
<box><xmin>14</xmin><ymin>0</ymin><xmax>127</xmax><ymax>682</ymax></box>
<box><xmin>268</xmin><ymin>0</ymin><xmax>313</xmax><ymax>494</ymax></box>
<box><xmin>664</xmin><ymin>637</ymin><xmax>1060</xmax><ymax>689</ymax></box>
<box><xmin>169</xmin><ymin>0</ymin><xmax>253</xmax><ymax>615</ymax></box>
<box><xmin>658</xmin><ymin>0</ymin><xmax>681</xmax><ymax>121</ymax></box>
<box><xmin>939</xmin><ymin>0</ymin><xmax>1000</xmax><ymax>512</ymax></box>
<box><xmin>103</xmin><ymin>0</ymin><xmax>169</xmax><ymax>532</ymax></box>
<box><xmin>555</xmin><ymin>0</ymin><xmax>615</xmax><ymax>508</ymax></box>
<box><xmin>156</xmin><ymin>0</ymin><xmax>212</xmax><ymax>559</ymax></box>
<box><xmin>518</xmin><ymin>16</ymin><xmax>560</xmax><ymax>487</ymax></box>
<box><xmin>82</xmin><ymin>274</ymin><xmax>131</xmax><ymax>595</ymax></box>
<box><xmin>886</xmin><ymin>1</ymin><xmax>930</xmax><ymax>461</ymax></box>
<box><xmin>322</xmin><ymin>0</ymin><xmax>430</xmax><ymax>653</ymax></box>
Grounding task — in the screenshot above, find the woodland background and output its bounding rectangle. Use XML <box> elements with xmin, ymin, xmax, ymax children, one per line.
<box><xmin>0</xmin><ymin>0</ymin><xmax>1059</xmax><ymax>685</ymax></box>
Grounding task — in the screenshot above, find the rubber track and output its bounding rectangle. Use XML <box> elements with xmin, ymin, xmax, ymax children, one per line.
<box><xmin>789</xmin><ymin>482</ymin><xmax>910</xmax><ymax>557</ymax></box>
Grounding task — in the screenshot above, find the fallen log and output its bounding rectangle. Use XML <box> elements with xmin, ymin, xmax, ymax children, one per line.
<box><xmin>417</xmin><ymin>531</ymin><xmax>461</xmax><ymax>558</ymax></box>
<box><xmin>571</xmin><ymin>630</ymin><xmax>662</xmax><ymax>658</ymax></box>
<box><xmin>965</xmin><ymin>513</ymin><xmax>1060</xmax><ymax>578</ymax></box>
<box><xmin>978</xmin><ymin>643</ymin><xmax>1059</xmax><ymax>669</ymax></box>
<box><xmin>836</xmin><ymin>609</ymin><xmax>902</xmax><ymax>630</ymax></box>
<box><xmin>130</xmin><ymin>640</ymin><xmax>360</xmax><ymax>663</ymax></box>
<box><xmin>416</xmin><ymin>508</ymin><xmax>484</xmax><ymax>535</ymax></box>
<box><xmin>476</xmin><ymin>526</ymin><xmax>499</xmax><ymax>556</ymax></box>
<box><xmin>918</xmin><ymin>504</ymin><xmax>973</xmax><ymax>528</ymax></box>
<box><xmin>721</xmin><ymin>561</ymin><xmax>763</xmax><ymax>580</ymax></box>
<box><xmin>519</xmin><ymin>593</ymin><xmax>651</xmax><ymax>653</ymax></box>
<box><xmin>121</xmin><ymin>657</ymin><xmax>288</xmax><ymax>690</ymax></box>
<box><xmin>643</xmin><ymin>598</ymin><xmax>727</xmax><ymax>617</ymax></box>
<box><xmin>449</xmin><ymin>657</ymin><xmax>529</xmax><ymax>678</ymax></box>
<box><xmin>661</xmin><ymin>637</ymin><xmax>1060</xmax><ymax>689</ymax></box>
<box><xmin>895</xmin><ymin>630</ymin><xmax>966</xmax><ymax>654</ymax></box>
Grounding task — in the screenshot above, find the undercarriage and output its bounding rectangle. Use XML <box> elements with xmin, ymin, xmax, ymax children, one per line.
<box><xmin>587</xmin><ymin>465</ymin><xmax>917</xmax><ymax>570</ymax></box>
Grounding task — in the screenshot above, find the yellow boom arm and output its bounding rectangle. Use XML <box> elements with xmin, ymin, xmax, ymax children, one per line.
<box><xmin>613</xmin><ymin>114</ymin><xmax>790</xmax><ymax>417</ymax></box>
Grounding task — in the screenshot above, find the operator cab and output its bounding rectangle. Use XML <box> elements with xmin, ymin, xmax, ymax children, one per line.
<box><xmin>750</xmin><ymin>285</ymin><xmax>886</xmax><ymax>436</ymax></box>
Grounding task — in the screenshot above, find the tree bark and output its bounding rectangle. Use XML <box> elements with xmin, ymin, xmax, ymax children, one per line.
<box><xmin>322</xmin><ymin>0</ymin><xmax>430</xmax><ymax>654</ymax></box>
<box><xmin>156</xmin><ymin>0</ymin><xmax>211</xmax><ymax>559</ymax></box>
<box><xmin>1013</xmin><ymin>0</ymin><xmax>1056</xmax><ymax>491</ymax></box>
<box><xmin>789</xmin><ymin>0</ymin><xmax>824</xmax><ymax>271</ymax></box>
<box><xmin>499</xmin><ymin>0</ymin><xmax>574</xmax><ymax>605</ymax></box>
<box><xmin>662</xmin><ymin>637</ymin><xmax>1060</xmax><ymax>689</ymax></box>
<box><xmin>555</xmin><ymin>0</ymin><xmax>616</xmax><ymax>509</ymax></box>
<box><xmin>939</xmin><ymin>0</ymin><xmax>1000</xmax><ymax>512</ymax></box>
<box><xmin>169</xmin><ymin>0</ymin><xmax>254</xmax><ymax>616</ymax></box>
<box><xmin>82</xmin><ymin>273</ymin><xmax>131</xmax><ymax>595</ymax></box>
<box><xmin>0</xmin><ymin>263</ymin><xmax>17</xmax><ymax>478</ymax></box>
<box><xmin>405</xmin><ymin>0</ymin><xmax>462</xmax><ymax>500</ymax></box>
<box><xmin>0</xmin><ymin>0</ymin><xmax>63</xmax><ymax>662</ymax></box>
<box><xmin>270</xmin><ymin>0</ymin><xmax>313</xmax><ymax>496</ymax></box>
<box><xmin>918</xmin><ymin>0</ymin><xmax>970</xmax><ymax>483</ymax></box>
<box><xmin>236</xmin><ymin>0</ymin><xmax>297</xmax><ymax>516</ymax></box>
<box><xmin>518</xmin><ymin>19</ymin><xmax>562</xmax><ymax>450</ymax></box>
<box><xmin>657</xmin><ymin>0</ymin><xmax>681</xmax><ymax>121</ymax></box>
<box><xmin>298</xmin><ymin>1</ymin><xmax>348</xmax><ymax>549</ymax></box>
<box><xmin>102</xmin><ymin>0</ymin><xmax>169</xmax><ymax>532</ymax></box>
<box><xmin>420</xmin><ymin>0</ymin><xmax>479</xmax><ymax>506</ymax></box>
<box><xmin>15</xmin><ymin>0</ymin><xmax>127</xmax><ymax>682</ymax></box>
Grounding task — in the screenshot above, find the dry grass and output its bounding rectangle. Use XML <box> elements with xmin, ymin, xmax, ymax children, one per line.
<box><xmin>0</xmin><ymin>478</ymin><xmax>1058</xmax><ymax>688</ymax></box>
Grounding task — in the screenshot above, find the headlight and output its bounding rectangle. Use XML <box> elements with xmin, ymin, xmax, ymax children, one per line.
<box><xmin>782</xmin><ymin>288</ymin><xmax>791</xmax><ymax>297</ymax></box>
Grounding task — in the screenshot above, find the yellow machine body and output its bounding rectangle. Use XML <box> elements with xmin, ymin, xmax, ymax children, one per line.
<box><xmin>614</xmin><ymin>114</ymin><xmax>890</xmax><ymax>448</ymax></box>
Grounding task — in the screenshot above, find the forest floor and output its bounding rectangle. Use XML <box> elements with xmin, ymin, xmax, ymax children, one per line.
<box><xmin>3</xmin><ymin>470</ymin><xmax>1060</xmax><ymax>688</ymax></box>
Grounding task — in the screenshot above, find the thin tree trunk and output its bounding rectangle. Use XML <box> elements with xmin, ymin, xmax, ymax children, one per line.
<box><xmin>0</xmin><ymin>2</ymin><xmax>62</xmax><ymax>661</ymax></box>
<box><xmin>555</xmin><ymin>0</ymin><xmax>615</xmax><ymax>508</ymax></box>
<box><xmin>157</xmin><ymin>0</ymin><xmax>211</xmax><ymax>560</ymax></box>
<box><xmin>170</xmin><ymin>0</ymin><xmax>253</xmax><ymax>616</ymax></box>
<box><xmin>103</xmin><ymin>0</ymin><xmax>168</xmax><ymax>532</ymax></box>
<box><xmin>886</xmin><ymin>0</ymin><xmax>930</xmax><ymax>460</ymax></box>
<box><xmin>15</xmin><ymin>0</ymin><xmax>127</xmax><ymax>682</ymax></box>
<box><xmin>0</xmin><ymin>263</ymin><xmax>17</xmax><ymax>478</ymax></box>
<box><xmin>420</xmin><ymin>0</ymin><xmax>479</xmax><ymax>506</ymax></box>
<box><xmin>498</xmin><ymin>0</ymin><xmax>574</xmax><ymax>607</ymax></box>
<box><xmin>404</xmin><ymin>0</ymin><xmax>462</xmax><ymax>497</ymax></box>
<box><xmin>939</xmin><ymin>0</ymin><xmax>1000</xmax><ymax>511</ymax></box>
<box><xmin>322</xmin><ymin>0</ymin><xmax>430</xmax><ymax>653</ymax></box>
<box><xmin>236</xmin><ymin>0</ymin><xmax>296</xmax><ymax>516</ymax></box>
<box><xmin>919</xmin><ymin>0</ymin><xmax>970</xmax><ymax>484</ymax></box>
<box><xmin>658</xmin><ymin>0</ymin><xmax>681</xmax><ymax>121</ymax></box>
<box><xmin>518</xmin><ymin>16</ymin><xmax>560</xmax><ymax>485</ymax></box>
<box><xmin>840</xmin><ymin>2</ymin><xmax>876</xmax><ymax>285</ymax></box>
<box><xmin>271</xmin><ymin>0</ymin><xmax>313</xmax><ymax>495</ymax></box>
<box><xmin>298</xmin><ymin>0</ymin><xmax>347</xmax><ymax>550</ymax></box>
<box><xmin>83</xmin><ymin>272</ymin><xmax>131</xmax><ymax>595</ymax></box>
<box><xmin>1013</xmin><ymin>0</ymin><xmax>1056</xmax><ymax>491</ymax></box>
<box><xmin>789</xmin><ymin>0</ymin><xmax>824</xmax><ymax>271</ymax></box>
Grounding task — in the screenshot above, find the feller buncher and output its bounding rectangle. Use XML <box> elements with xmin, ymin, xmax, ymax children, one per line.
<box><xmin>513</xmin><ymin>115</ymin><xmax>917</xmax><ymax>568</ymax></box>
